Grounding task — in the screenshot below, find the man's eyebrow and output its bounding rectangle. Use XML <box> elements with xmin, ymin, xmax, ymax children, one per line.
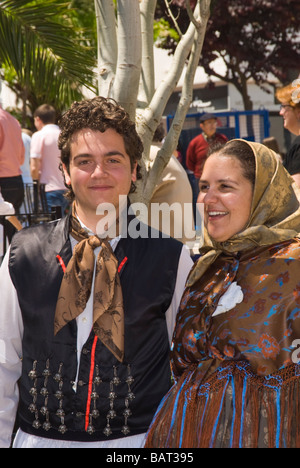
<box><xmin>104</xmin><ymin>151</ymin><xmax>126</xmax><ymax>158</ymax></box>
<box><xmin>72</xmin><ymin>151</ymin><xmax>126</xmax><ymax>161</ymax></box>
<box><xmin>73</xmin><ymin>153</ymin><xmax>92</xmax><ymax>161</ymax></box>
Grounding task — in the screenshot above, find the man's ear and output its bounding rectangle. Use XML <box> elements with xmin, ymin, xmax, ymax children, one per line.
<box><xmin>62</xmin><ymin>163</ymin><xmax>71</xmax><ymax>186</ymax></box>
<box><xmin>131</xmin><ymin>161</ymin><xmax>137</xmax><ymax>183</ymax></box>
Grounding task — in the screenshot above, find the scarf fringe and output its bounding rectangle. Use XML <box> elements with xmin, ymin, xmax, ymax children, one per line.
<box><xmin>145</xmin><ymin>361</ymin><xmax>300</xmax><ymax>448</ymax></box>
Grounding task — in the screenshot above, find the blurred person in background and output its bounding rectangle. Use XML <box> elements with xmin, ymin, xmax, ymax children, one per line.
<box><xmin>30</xmin><ymin>104</ymin><xmax>68</xmax><ymax>215</ymax></box>
<box><xmin>276</xmin><ymin>80</ymin><xmax>300</xmax><ymax>187</ymax></box>
<box><xmin>148</xmin><ymin>122</ymin><xmax>195</xmax><ymax>246</ymax></box>
<box><xmin>21</xmin><ymin>129</ymin><xmax>33</xmax><ymax>185</ymax></box>
<box><xmin>0</xmin><ymin>103</ymin><xmax>24</xmax><ymax>241</ymax></box>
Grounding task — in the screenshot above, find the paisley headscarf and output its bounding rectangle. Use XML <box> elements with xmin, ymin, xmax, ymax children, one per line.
<box><xmin>187</xmin><ymin>139</ymin><xmax>300</xmax><ymax>288</ymax></box>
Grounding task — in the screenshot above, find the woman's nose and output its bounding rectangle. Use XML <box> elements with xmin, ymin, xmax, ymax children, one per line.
<box><xmin>198</xmin><ymin>189</ymin><xmax>217</xmax><ymax>204</ymax></box>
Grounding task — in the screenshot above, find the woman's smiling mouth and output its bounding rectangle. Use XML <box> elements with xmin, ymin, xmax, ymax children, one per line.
<box><xmin>208</xmin><ymin>211</ymin><xmax>229</xmax><ymax>219</ymax></box>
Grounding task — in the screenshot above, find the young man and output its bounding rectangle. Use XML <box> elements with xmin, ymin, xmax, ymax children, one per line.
<box><xmin>30</xmin><ymin>104</ymin><xmax>68</xmax><ymax>215</ymax></box>
<box><xmin>0</xmin><ymin>97</ymin><xmax>193</xmax><ymax>448</ymax></box>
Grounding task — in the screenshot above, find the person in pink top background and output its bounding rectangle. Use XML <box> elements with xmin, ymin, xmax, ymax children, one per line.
<box><xmin>0</xmin><ymin>103</ymin><xmax>25</xmax><ymax>241</ymax></box>
<box><xmin>30</xmin><ymin>104</ymin><xmax>69</xmax><ymax>215</ymax></box>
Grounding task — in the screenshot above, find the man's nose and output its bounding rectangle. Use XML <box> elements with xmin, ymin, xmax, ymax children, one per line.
<box><xmin>91</xmin><ymin>161</ymin><xmax>107</xmax><ymax>176</ymax></box>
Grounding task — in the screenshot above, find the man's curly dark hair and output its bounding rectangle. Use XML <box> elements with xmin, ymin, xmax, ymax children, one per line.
<box><xmin>58</xmin><ymin>96</ymin><xmax>143</xmax><ymax>200</ymax></box>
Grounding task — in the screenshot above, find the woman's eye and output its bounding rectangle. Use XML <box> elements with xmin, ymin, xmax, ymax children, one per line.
<box><xmin>220</xmin><ymin>183</ymin><xmax>231</xmax><ymax>190</ymax></box>
<box><xmin>199</xmin><ymin>184</ymin><xmax>209</xmax><ymax>192</ymax></box>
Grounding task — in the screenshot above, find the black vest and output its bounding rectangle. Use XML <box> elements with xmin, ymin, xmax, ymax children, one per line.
<box><xmin>9</xmin><ymin>215</ymin><xmax>183</xmax><ymax>442</ymax></box>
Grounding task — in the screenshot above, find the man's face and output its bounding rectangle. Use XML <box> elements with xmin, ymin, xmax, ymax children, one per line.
<box><xmin>63</xmin><ymin>128</ymin><xmax>137</xmax><ymax>228</ymax></box>
<box><xmin>200</xmin><ymin>118</ymin><xmax>217</xmax><ymax>138</ymax></box>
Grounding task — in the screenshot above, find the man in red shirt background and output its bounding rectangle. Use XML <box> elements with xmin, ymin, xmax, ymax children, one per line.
<box><xmin>186</xmin><ymin>113</ymin><xmax>228</xmax><ymax>181</ymax></box>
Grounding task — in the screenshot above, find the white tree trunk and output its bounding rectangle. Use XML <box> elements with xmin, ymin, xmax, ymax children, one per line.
<box><xmin>138</xmin><ymin>0</ymin><xmax>156</xmax><ymax>108</ymax></box>
<box><xmin>136</xmin><ymin>1</ymin><xmax>211</xmax><ymax>204</ymax></box>
<box><xmin>94</xmin><ymin>0</ymin><xmax>117</xmax><ymax>97</ymax></box>
<box><xmin>94</xmin><ymin>0</ymin><xmax>211</xmax><ymax>205</ymax></box>
<box><xmin>111</xmin><ymin>0</ymin><xmax>142</xmax><ymax>121</ymax></box>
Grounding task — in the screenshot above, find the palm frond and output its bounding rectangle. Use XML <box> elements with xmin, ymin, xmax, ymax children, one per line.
<box><xmin>0</xmin><ymin>0</ymin><xmax>96</xmax><ymax>112</ymax></box>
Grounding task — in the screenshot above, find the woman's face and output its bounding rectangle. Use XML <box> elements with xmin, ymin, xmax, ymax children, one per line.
<box><xmin>198</xmin><ymin>154</ymin><xmax>253</xmax><ymax>243</ymax></box>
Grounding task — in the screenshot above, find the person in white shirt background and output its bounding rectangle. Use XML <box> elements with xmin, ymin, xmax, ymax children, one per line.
<box><xmin>21</xmin><ymin>129</ymin><xmax>33</xmax><ymax>185</ymax></box>
<box><xmin>30</xmin><ymin>104</ymin><xmax>69</xmax><ymax>215</ymax></box>
<box><xmin>0</xmin><ymin>96</ymin><xmax>193</xmax><ymax>449</ymax></box>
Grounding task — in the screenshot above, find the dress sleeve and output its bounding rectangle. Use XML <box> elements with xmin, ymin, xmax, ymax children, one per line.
<box><xmin>0</xmin><ymin>248</ymin><xmax>23</xmax><ymax>448</ymax></box>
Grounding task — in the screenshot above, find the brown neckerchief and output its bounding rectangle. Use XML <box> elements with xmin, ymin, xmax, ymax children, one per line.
<box><xmin>54</xmin><ymin>211</ymin><xmax>124</xmax><ymax>362</ymax></box>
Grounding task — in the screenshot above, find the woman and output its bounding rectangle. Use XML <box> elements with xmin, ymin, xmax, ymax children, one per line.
<box><xmin>145</xmin><ymin>139</ymin><xmax>300</xmax><ymax>448</ymax></box>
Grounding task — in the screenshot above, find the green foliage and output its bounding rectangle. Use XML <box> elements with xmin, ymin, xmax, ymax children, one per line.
<box><xmin>154</xmin><ymin>18</ymin><xmax>180</xmax><ymax>46</ymax></box>
<box><xmin>0</xmin><ymin>0</ymin><xmax>96</xmax><ymax>118</ymax></box>
<box><xmin>155</xmin><ymin>0</ymin><xmax>300</xmax><ymax>109</ymax></box>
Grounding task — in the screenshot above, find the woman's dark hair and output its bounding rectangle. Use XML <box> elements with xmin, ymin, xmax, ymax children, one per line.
<box><xmin>58</xmin><ymin>97</ymin><xmax>143</xmax><ymax>200</ymax></box>
<box><xmin>208</xmin><ymin>139</ymin><xmax>256</xmax><ymax>188</ymax></box>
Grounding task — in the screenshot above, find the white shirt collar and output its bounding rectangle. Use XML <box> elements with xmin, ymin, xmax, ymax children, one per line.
<box><xmin>71</xmin><ymin>215</ymin><xmax>121</xmax><ymax>250</ymax></box>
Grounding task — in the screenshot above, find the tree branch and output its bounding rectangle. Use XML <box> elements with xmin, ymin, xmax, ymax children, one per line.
<box><xmin>137</xmin><ymin>9</ymin><xmax>197</xmax><ymax>159</ymax></box>
<box><xmin>140</xmin><ymin>0</ymin><xmax>211</xmax><ymax>203</ymax></box>
<box><xmin>185</xmin><ymin>0</ymin><xmax>201</xmax><ymax>29</ymax></box>
<box><xmin>164</xmin><ymin>0</ymin><xmax>183</xmax><ymax>37</ymax></box>
<box><xmin>112</xmin><ymin>0</ymin><xmax>142</xmax><ymax>120</ymax></box>
<box><xmin>138</xmin><ymin>0</ymin><xmax>156</xmax><ymax>109</ymax></box>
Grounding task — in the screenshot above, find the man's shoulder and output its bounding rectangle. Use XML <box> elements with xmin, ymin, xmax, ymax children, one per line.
<box><xmin>0</xmin><ymin>108</ymin><xmax>20</xmax><ymax>127</ymax></box>
<box><xmin>33</xmin><ymin>124</ymin><xmax>60</xmax><ymax>137</ymax></box>
<box><xmin>188</xmin><ymin>133</ymin><xmax>205</xmax><ymax>146</ymax></box>
<box><xmin>43</xmin><ymin>124</ymin><xmax>60</xmax><ymax>132</ymax></box>
<box><xmin>10</xmin><ymin>218</ymin><xmax>66</xmax><ymax>255</ymax></box>
<box><xmin>290</xmin><ymin>136</ymin><xmax>300</xmax><ymax>151</ymax></box>
<box><xmin>15</xmin><ymin>218</ymin><xmax>60</xmax><ymax>236</ymax></box>
<box><xmin>215</xmin><ymin>133</ymin><xmax>228</xmax><ymax>142</ymax></box>
<box><xmin>9</xmin><ymin>217</ymin><xmax>69</xmax><ymax>276</ymax></box>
